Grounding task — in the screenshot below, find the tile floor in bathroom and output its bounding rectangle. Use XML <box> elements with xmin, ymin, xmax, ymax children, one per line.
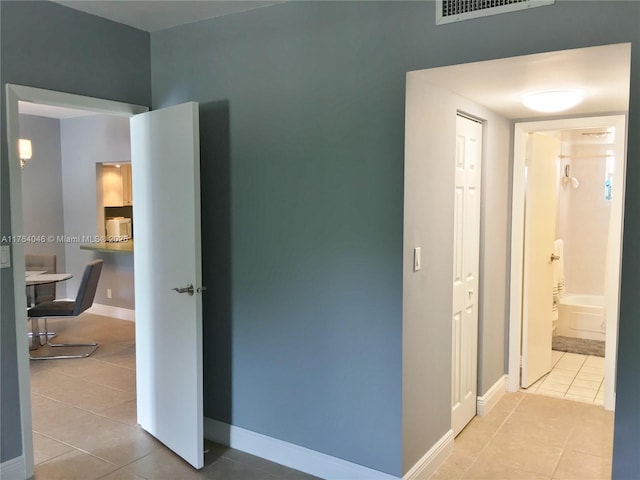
<box><xmin>525</xmin><ymin>350</ymin><xmax>605</xmax><ymax>405</ymax></box>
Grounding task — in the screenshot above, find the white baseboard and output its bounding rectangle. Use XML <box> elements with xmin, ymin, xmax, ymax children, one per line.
<box><xmin>204</xmin><ymin>417</ymin><xmax>400</xmax><ymax>480</ymax></box>
<box><xmin>402</xmin><ymin>430</ymin><xmax>454</xmax><ymax>480</ymax></box>
<box><xmin>1</xmin><ymin>455</ymin><xmax>26</xmax><ymax>480</ymax></box>
<box><xmin>477</xmin><ymin>375</ymin><xmax>507</xmax><ymax>417</ymax></box>
<box><xmin>87</xmin><ymin>303</ymin><xmax>135</xmax><ymax>321</ymax></box>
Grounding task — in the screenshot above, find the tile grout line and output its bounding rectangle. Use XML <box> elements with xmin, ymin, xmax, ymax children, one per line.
<box><xmin>458</xmin><ymin>393</ymin><xmax>529</xmax><ymax>477</ymax></box>
<box><xmin>36</xmin><ymin>420</ymin><xmax>162</xmax><ymax>478</ymax></box>
<box><xmin>548</xmin><ymin>405</ymin><xmax>579</xmax><ymax>480</ymax></box>
<box><xmin>565</xmin><ymin>354</ymin><xmax>604</xmax><ymax>404</ymax></box>
<box><xmin>30</xmin><ymin>431</ymin><xmax>78</xmax><ymax>468</ymax></box>
<box><xmin>31</xmin><ymin>365</ymin><xmax>136</xmax><ymax>396</ymax></box>
<box><xmin>531</xmin><ymin>352</ymin><xmax>605</xmax><ymax>405</ymax></box>
<box><xmin>94</xmin><ymin>449</ymin><xmax>160</xmax><ymax>480</ymax></box>
<box><xmin>31</xmin><ymin>391</ymin><xmax>135</xmax><ymax>418</ymax></box>
<box><xmin>31</xmin><ymin>395</ymin><xmax>145</xmax><ymax>446</ymax></box>
<box><xmin>35</xmin><ymin>431</ymin><xmax>124</xmax><ymax>471</ymax></box>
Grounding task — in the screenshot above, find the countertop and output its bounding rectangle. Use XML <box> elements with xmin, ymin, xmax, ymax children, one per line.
<box><xmin>80</xmin><ymin>240</ymin><xmax>133</xmax><ymax>253</ymax></box>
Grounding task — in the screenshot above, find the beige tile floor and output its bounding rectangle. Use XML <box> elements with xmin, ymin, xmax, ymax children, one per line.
<box><xmin>29</xmin><ymin>313</ymin><xmax>319</xmax><ymax>480</ymax></box>
<box><xmin>525</xmin><ymin>351</ymin><xmax>605</xmax><ymax>405</ymax></box>
<box><xmin>31</xmin><ymin>315</ymin><xmax>612</xmax><ymax>480</ymax></box>
<box><xmin>431</xmin><ymin>391</ymin><xmax>613</xmax><ymax>480</ymax></box>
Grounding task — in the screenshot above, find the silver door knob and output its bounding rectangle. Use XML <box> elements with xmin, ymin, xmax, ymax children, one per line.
<box><xmin>172</xmin><ymin>284</ymin><xmax>194</xmax><ymax>296</ymax></box>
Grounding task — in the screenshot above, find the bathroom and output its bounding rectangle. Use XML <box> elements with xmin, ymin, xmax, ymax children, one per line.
<box><xmin>554</xmin><ymin>126</ymin><xmax>614</xmax><ymax>350</ymax></box>
<box><xmin>528</xmin><ymin>121</ymin><xmax>624</xmax><ymax>406</ymax></box>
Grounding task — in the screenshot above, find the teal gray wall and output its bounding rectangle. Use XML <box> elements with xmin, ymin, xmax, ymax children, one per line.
<box><xmin>0</xmin><ymin>0</ymin><xmax>150</xmax><ymax>464</ymax></box>
<box><xmin>150</xmin><ymin>1</ymin><xmax>640</xmax><ymax>476</ymax></box>
<box><xmin>153</xmin><ymin>2</ymin><xmax>407</xmax><ymax>473</ymax></box>
<box><xmin>2</xmin><ymin>0</ymin><xmax>640</xmax><ymax>478</ymax></box>
<box><xmin>152</xmin><ymin>2</ymin><xmax>409</xmax><ymax>474</ymax></box>
<box><xmin>19</xmin><ymin>113</ymin><xmax>67</xmax><ymax>301</ymax></box>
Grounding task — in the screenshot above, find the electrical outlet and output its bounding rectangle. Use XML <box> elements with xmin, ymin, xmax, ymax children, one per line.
<box><xmin>107</xmin><ymin>288</ymin><xmax>112</xmax><ymax>299</ymax></box>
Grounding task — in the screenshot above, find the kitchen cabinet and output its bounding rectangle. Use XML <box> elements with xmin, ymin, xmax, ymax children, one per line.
<box><xmin>102</xmin><ymin>163</ymin><xmax>132</xmax><ymax>207</ymax></box>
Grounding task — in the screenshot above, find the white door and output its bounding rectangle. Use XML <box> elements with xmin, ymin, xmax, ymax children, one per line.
<box><xmin>451</xmin><ymin>115</ymin><xmax>482</xmax><ymax>437</ymax></box>
<box><xmin>131</xmin><ymin>102</ymin><xmax>204</xmax><ymax>469</ymax></box>
<box><xmin>521</xmin><ymin>133</ymin><xmax>559</xmax><ymax>388</ymax></box>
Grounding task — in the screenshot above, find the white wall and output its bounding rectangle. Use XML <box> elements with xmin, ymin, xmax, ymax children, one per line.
<box><xmin>557</xmin><ymin>135</ymin><xmax>612</xmax><ymax>295</ymax></box>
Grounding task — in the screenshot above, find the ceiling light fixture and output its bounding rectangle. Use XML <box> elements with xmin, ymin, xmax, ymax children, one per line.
<box><xmin>522</xmin><ymin>89</ymin><xmax>584</xmax><ymax>113</ymax></box>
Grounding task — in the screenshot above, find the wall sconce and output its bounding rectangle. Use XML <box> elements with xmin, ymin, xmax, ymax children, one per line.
<box><xmin>19</xmin><ymin>138</ymin><xmax>32</xmax><ymax>169</ymax></box>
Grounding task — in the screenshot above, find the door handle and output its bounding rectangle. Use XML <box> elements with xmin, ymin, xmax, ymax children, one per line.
<box><xmin>550</xmin><ymin>253</ymin><xmax>560</xmax><ymax>262</ymax></box>
<box><xmin>172</xmin><ymin>284</ymin><xmax>194</xmax><ymax>296</ymax></box>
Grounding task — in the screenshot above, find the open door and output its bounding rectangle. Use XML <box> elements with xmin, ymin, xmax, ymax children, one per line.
<box><xmin>521</xmin><ymin>133</ymin><xmax>559</xmax><ymax>388</ymax></box>
<box><xmin>131</xmin><ymin>102</ymin><xmax>204</xmax><ymax>468</ymax></box>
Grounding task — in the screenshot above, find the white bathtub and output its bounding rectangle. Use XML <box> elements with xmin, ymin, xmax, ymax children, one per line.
<box><xmin>556</xmin><ymin>294</ymin><xmax>606</xmax><ymax>341</ymax></box>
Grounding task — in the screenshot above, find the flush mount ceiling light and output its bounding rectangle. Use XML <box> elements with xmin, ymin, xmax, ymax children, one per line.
<box><xmin>522</xmin><ymin>89</ymin><xmax>584</xmax><ymax>113</ymax></box>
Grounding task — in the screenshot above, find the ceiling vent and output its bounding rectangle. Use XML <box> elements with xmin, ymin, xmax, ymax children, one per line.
<box><xmin>436</xmin><ymin>0</ymin><xmax>555</xmax><ymax>25</ymax></box>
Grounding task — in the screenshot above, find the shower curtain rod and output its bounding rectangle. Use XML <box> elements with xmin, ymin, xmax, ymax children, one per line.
<box><xmin>558</xmin><ymin>154</ymin><xmax>615</xmax><ymax>160</ymax></box>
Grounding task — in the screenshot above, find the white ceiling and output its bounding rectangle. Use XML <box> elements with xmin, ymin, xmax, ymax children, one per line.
<box><xmin>414</xmin><ymin>43</ymin><xmax>631</xmax><ymax>120</ymax></box>
<box><xmin>53</xmin><ymin>0</ymin><xmax>281</xmax><ymax>32</ymax></box>
<box><xmin>25</xmin><ymin>5</ymin><xmax>631</xmax><ymax>122</ymax></box>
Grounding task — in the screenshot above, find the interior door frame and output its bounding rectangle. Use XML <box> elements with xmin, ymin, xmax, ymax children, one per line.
<box><xmin>5</xmin><ymin>83</ymin><xmax>147</xmax><ymax>478</ymax></box>
<box><xmin>507</xmin><ymin>114</ymin><xmax>627</xmax><ymax>411</ymax></box>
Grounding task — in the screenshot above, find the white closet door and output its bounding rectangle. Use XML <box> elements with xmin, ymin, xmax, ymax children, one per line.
<box><xmin>451</xmin><ymin>115</ymin><xmax>482</xmax><ymax>437</ymax></box>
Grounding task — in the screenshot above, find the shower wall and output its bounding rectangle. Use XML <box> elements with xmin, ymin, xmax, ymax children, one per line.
<box><xmin>557</xmin><ymin>130</ymin><xmax>612</xmax><ymax>296</ymax></box>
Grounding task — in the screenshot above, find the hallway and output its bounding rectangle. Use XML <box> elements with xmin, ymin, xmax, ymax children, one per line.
<box><xmin>432</xmin><ymin>391</ymin><xmax>613</xmax><ymax>479</ymax></box>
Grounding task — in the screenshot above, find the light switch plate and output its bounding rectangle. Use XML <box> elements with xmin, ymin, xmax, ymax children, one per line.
<box><xmin>414</xmin><ymin>247</ymin><xmax>421</xmax><ymax>272</ymax></box>
<box><xmin>1</xmin><ymin>245</ymin><xmax>11</xmax><ymax>268</ymax></box>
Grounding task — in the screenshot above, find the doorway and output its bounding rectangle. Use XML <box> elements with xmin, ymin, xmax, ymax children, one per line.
<box><xmin>19</xmin><ymin>103</ymin><xmax>140</xmax><ymax>467</ymax></box>
<box><xmin>8</xmin><ymin>85</ymin><xmax>205</xmax><ymax>476</ymax></box>
<box><xmin>6</xmin><ymin>84</ymin><xmax>147</xmax><ymax>477</ymax></box>
<box><xmin>509</xmin><ymin>115</ymin><xmax>627</xmax><ymax>411</ymax></box>
<box><xmin>404</xmin><ymin>45</ymin><xmax>630</xmax><ymax>450</ymax></box>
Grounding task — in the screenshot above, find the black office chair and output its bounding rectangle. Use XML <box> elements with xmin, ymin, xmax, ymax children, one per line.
<box><xmin>28</xmin><ymin>259</ymin><xmax>103</xmax><ymax>360</ymax></box>
<box><xmin>25</xmin><ymin>253</ymin><xmax>58</xmax><ymax>347</ymax></box>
